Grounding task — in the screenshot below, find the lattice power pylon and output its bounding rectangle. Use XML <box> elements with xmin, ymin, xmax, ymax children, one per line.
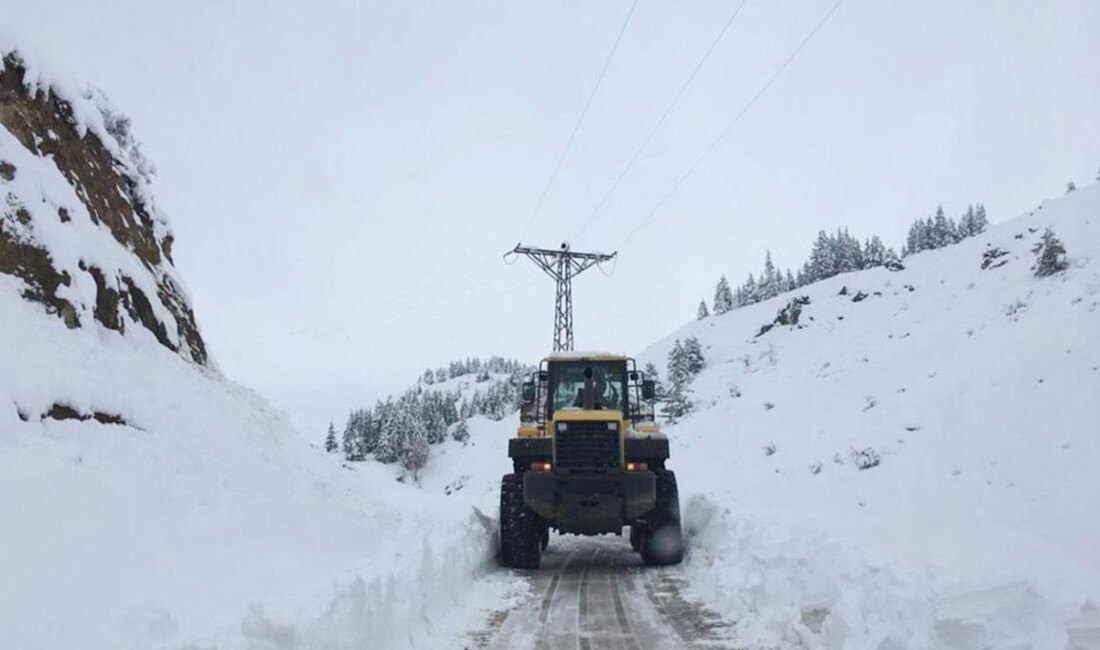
<box><xmin>510</xmin><ymin>243</ymin><xmax>616</xmax><ymax>352</ymax></box>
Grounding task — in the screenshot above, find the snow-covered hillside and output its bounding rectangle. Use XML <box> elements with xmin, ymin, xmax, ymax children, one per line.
<box><xmin>639</xmin><ymin>182</ymin><xmax>1100</xmax><ymax>648</ymax></box>
<box><xmin>0</xmin><ymin>44</ymin><xmax>521</xmax><ymax>650</ymax></box>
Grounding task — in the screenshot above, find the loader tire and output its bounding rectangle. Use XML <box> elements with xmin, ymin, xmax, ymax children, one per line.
<box><xmin>499</xmin><ymin>473</ymin><xmax>542</xmax><ymax>569</ymax></box>
<box><xmin>640</xmin><ymin>469</ymin><xmax>684</xmax><ymax>566</ymax></box>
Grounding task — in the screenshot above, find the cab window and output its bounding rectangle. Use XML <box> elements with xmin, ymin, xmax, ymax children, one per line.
<box><xmin>548</xmin><ymin>362</ymin><xmax>625</xmax><ymax>412</ymax></box>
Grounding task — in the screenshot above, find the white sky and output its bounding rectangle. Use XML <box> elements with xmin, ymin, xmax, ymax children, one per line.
<box><xmin>4</xmin><ymin>0</ymin><xmax>1098</xmax><ymax>437</ymax></box>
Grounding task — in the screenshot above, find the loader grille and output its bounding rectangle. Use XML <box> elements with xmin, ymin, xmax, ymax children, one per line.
<box><xmin>555</xmin><ymin>423</ymin><xmax>620</xmax><ymax>470</ymax></box>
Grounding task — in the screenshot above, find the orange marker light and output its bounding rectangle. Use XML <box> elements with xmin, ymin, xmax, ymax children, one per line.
<box><xmin>531</xmin><ymin>461</ymin><xmax>553</xmax><ymax>472</ymax></box>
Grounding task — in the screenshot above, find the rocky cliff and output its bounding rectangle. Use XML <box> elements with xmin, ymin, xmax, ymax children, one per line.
<box><xmin>0</xmin><ymin>49</ymin><xmax>206</xmax><ymax>366</ymax></box>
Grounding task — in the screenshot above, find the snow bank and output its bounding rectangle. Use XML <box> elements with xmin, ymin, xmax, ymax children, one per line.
<box><xmin>683</xmin><ymin>496</ymin><xmax>1075</xmax><ymax>649</ymax></box>
<box><xmin>0</xmin><ymin>283</ymin><xmax>521</xmax><ymax>649</ymax></box>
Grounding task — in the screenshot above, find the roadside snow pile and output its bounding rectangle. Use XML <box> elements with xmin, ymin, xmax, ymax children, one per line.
<box><xmin>646</xmin><ymin>182</ymin><xmax>1100</xmax><ymax>649</ymax></box>
<box><xmin>683</xmin><ymin>496</ymin><xmax>939</xmax><ymax>648</ymax></box>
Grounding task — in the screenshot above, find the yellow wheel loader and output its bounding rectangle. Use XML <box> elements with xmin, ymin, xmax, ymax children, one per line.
<box><xmin>499</xmin><ymin>353</ymin><xmax>682</xmax><ymax>569</ymax></box>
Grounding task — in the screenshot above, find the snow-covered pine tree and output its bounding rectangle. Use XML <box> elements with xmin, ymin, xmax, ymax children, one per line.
<box><xmin>785</xmin><ymin>269</ymin><xmax>796</xmax><ymax>292</ymax></box>
<box><xmin>374</xmin><ymin>401</ymin><xmax>401</xmax><ymax>464</ymax></box>
<box><xmin>931</xmin><ymin>205</ymin><xmax>956</xmax><ymax>248</ymax></box>
<box><xmin>958</xmin><ymin>204</ymin><xmax>976</xmax><ymax>238</ymax></box>
<box><xmin>661</xmin><ymin>340</ymin><xmax>693</xmax><ymax>422</ymax></box>
<box><xmin>422</xmin><ymin>369</ymin><xmax>435</xmax><ymax>385</ymax></box>
<box><xmin>1034</xmin><ymin>227</ymin><xmax>1068</xmax><ymax>277</ymax></box>
<box><xmin>808</xmin><ymin>230</ymin><xmax>837</xmax><ymax>280</ymax></box>
<box><xmin>733</xmin><ymin>285</ymin><xmax>746</xmax><ymax>308</ymax></box>
<box><xmin>401</xmin><ymin>410</ymin><xmax>430</xmax><ymax>481</ymax></box>
<box><xmin>1066</xmin><ymin>181</ymin><xmax>1077</xmax><ymax>194</ymax></box>
<box><xmin>343</xmin><ymin>410</ymin><xmax>369</xmax><ymax>461</ymax></box>
<box><xmin>760</xmin><ymin>250</ymin><xmax>780</xmax><ymax>300</ymax></box>
<box><xmin>973</xmin><ymin>203</ymin><xmax>988</xmax><ymax>235</ymax></box>
<box><xmin>864</xmin><ymin>235</ymin><xmax>887</xmax><ymax>268</ymax></box>
<box><xmin>834</xmin><ymin>228</ymin><xmax>862</xmax><ymax>273</ymax></box>
<box><xmin>683</xmin><ymin>336</ymin><xmax>705</xmax><ymax>375</ymax></box>
<box><xmin>324</xmin><ymin>422</ymin><xmax>338</xmax><ymax>453</ymax></box>
<box><xmin>452</xmin><ymin>418</ymin><xmax>470</xmax><ymax>445</ymax></box>
<box><xmin>697</xmin><ymin>300</ymin><xmax>709</xmax><ymax>320</ymax></box>
<box><xmin>643</xmin><ymin>362</ymin><xmax>666</xmax><ymax>402</ymax></box>
<box><xmin>743</xmin><ymin>273</ymin><xmax>758</xmax><ymax>304</ymax></box>
<box><xmin>713</xmin><ymin>275</ymin><xmax>734</xmax><ymax>314</ymax></box>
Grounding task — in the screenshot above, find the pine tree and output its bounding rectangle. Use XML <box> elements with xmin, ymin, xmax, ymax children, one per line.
<box><xmin>402</xmin><ymin>420</ymin><xmax>430</xmax><ymax>481</ymax></box>
<box><xmin>697</xmin><ymin>300</ymin><xmax>709</xmax><ymax>320</ymax></box>
<box><xmin>808</xmin><ymin>230</ymin><xmax>837</xmax><ymax>280</ymax></box>
<box><xmin>958</xmin><ymin>204</ymin><xmax>976</xmax><ymax>238</ymax></box>
<box><xmin>743</xmin><ymin>273</ymin><xmax>758</xmax><ymax>304</ymax></box>
<box><xmin>375</xmin><ymin>401</ymin><xmax>401</xmax><ymax>464</ymax></box>
<box><xmin>1067</xmin><ymin>181</ymin><xmax>1077</xmax><ymax>194</ymax></box>
<box><xmin>864</xmin><ymin>236</ymin><xmax>887</xmax><ymax>267</ymax></box>
<box><xmin>683</xmin><ymin>336</ymin><xmax>705</xmax><ymax>375</ymax></box>
<box><xmin>661</xmin><ymin>340</ymin><xmax>693</xmax><ymax>422</ymax></box>
<box><xmin>452</xmin><ymin>418</ymin><xmax>470</xmax><ymax>444</ymax></box>
<box><xmin>972</xmin><ymin>203</ymin><xmax>988</xmax><ymax>234</ymax></box>
<box><xmin>1034</xmin><ymin>227</ymin><xmax>1068</xmax><ymax>276</ymax></box>
<box><xmin>422</xmin><ymin>369</ymin><xmax>435</xmax><ymax>385</ymax></box>
<box><xmin>643</xmin><ymin>362</ymin><xmax>666</xmax><ymax>402</ymax></box>
<box><xmin>324</xmin><ymin>422</ymin><xmax>338</xmax><ymax>453</ymax></box>
<box><xmin>713</xmin><ymin>276</ymin><xmax>734</xmax><ymax>314</ymax></box>
<box><xmin>931</xmin><ymin>205</ymin><xmax>955</xmax><ymax>248</ymax></box>
<box><xmin>760</xmin><ymin>250</ymin><xmax>780</xmax><ymax>300</ymax></box>
<box><xmin>342</xmin><ymin>411</ymin><xmax>363</xmax><ymax>461</ymax></box>
<box><xmin>835</xmin><ymin>228</ymin><xmax>862</xmax><ymax>272</ymax></box>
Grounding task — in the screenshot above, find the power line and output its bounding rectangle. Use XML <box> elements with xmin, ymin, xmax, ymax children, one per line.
<box><xmin>291</xmin><ymin>253</ymin><xmax>500</xmax><ymax>338</ymax></box>
<box><xmin>517</xmin><ymin>0</ymin><xmax>641</xmax><ymax>242</ymax></box>
<box><xmin>573</xmin><ymin>0</ymin><xmax>751</xmax><ymax>242</ymax></box>
<box><xmin>618</xmin><ymin>0</ymin><xmax>847</xmax><ymax>249</ymax></box>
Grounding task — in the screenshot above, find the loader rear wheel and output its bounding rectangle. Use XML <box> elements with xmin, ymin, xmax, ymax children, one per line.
<box><xmin>639</xmin><ymin>469</ymin><xmax>684</xmax><ymax>566</ymax></box>
<box><xmin>499</xmin><ymin>473</ymin><xmax>542</xmax><ymax>569</ymax></box>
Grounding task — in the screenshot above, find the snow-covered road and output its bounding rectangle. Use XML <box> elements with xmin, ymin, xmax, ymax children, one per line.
<box><xmin>483</xmin><ymin>536</ymin><xmax>738</xmax><ymax>650</ymax></box>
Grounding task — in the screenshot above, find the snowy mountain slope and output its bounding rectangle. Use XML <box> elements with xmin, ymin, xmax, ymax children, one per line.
<box><xmin>0</xmin><ymin>43</ymin><xmax>521</xmax><ymax>650</ymax></box>
<box><xmin>638</xmin><ymin>182</ymin><xmax>1100</xmax><ymax>648</ymax></box>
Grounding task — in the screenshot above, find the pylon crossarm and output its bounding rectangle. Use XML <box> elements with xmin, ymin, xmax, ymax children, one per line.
<box><xmin>509</xmin><ymin>243</ymin><xmax>616</xmax><ymax>352</ymax></box>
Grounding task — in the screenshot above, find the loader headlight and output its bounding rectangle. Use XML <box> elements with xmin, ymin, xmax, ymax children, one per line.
<box><xmin>607</xmin><ymin>422</ymin><xmax>618</xmax><ymax>431</ymax></box>
<box><xmin>556</xmin><ymin>422</ymin><xmax>568</xmax><ymax>432</ymax></box>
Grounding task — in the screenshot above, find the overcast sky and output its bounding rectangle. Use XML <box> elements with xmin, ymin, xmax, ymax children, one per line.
<box><xmin>4</xmin><ymin>0</ymin><xmax>1098</xmax><ymax>437</ymax></box>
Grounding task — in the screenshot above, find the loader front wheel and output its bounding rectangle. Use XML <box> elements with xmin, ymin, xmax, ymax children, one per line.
<box><xmin>499</xmin><ymin>473</ymin><xmax>542</xmax><ymax>569</ymax></box>
<box><xmin>639</xmin><ymin>469</ymin><xmax>684</xmax><ymax>566</ymax></box>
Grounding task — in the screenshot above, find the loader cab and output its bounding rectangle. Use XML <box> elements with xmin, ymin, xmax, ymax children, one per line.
<box><xmin>519</xmin><ymin>353</ymin><xmax>656</xmax><ymax>430</ymax></box>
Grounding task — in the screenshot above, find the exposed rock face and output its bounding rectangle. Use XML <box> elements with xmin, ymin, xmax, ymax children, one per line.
<box><xmin>0</xmin><ymin>51</ymin><xmax>207</xmax><ymax>366</ymax></box>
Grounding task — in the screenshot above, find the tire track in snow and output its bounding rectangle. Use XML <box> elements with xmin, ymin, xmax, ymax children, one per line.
<box><xmin>481</xmin><ymin>536</ymin><xmax>740</xmax><ymax>650</ymax></box>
